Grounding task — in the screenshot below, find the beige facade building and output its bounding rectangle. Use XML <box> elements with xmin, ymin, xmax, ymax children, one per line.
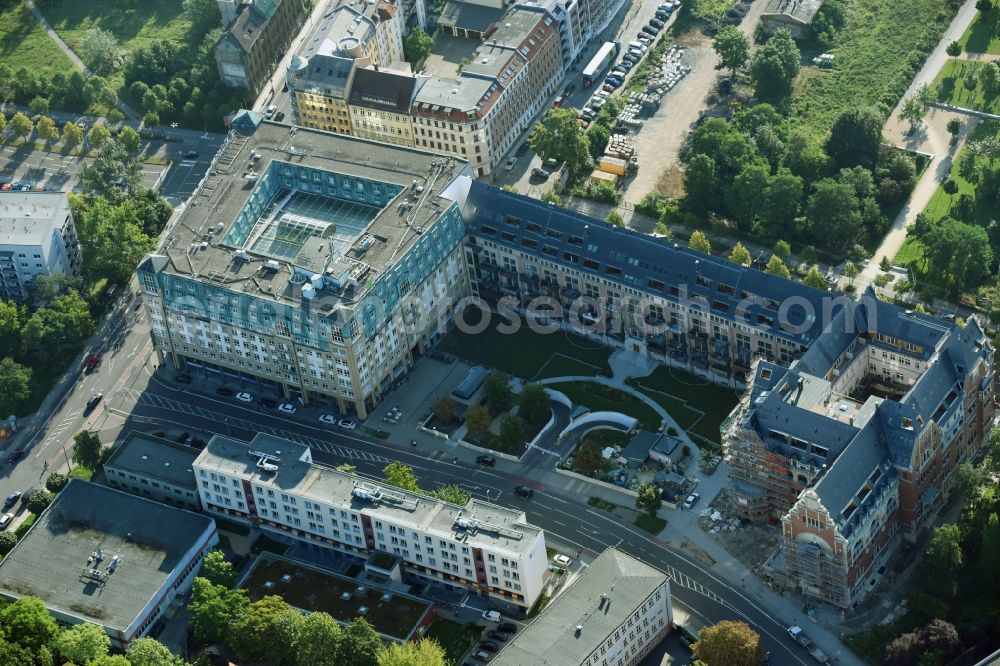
<box><xmin>347</xmin><ymin>67</ymin><xmax>420</xmax><ymax>146</ymax></box>
<box><xmin>215</xmin><ymin>0</ymin><xmax>305</xmax><ymax>96</ymax></box>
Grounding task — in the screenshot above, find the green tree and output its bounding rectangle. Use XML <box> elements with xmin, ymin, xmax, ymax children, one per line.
<box><xmin>683</xmin><ymin>153</ymin><xmax>718</xmax><ymax>216</ymax></box>
<box><xmin>946</xmin><ymin>41</ymin><xmax>962</xmax><ymax>57</ymax></box>
<box><xmin>0</xmin><ymin>531</ymin><xmax>17</xmax><ymax>555</ymax></box>
<box><xmin>335</xmin><ymin>463</ymin><xmax>357</xmax><ymax>474</ymax></box>
<box><xmin>464</xmin><ymin>403</ymin><xmax>491</xmax><ymax>439</ymax></box>
<box><xmin>188</xmin><ymin>577</ymin><xmax>249</xmax><ymax>644</ymax></box>
<box><xmin>729</xmin><ymin>242</ymin><xmax>751</xmax><ymax>266</ymax></box>
<box><xmin>773</xmin><ymin>239</ymin><xmax>791</xmax><ymax>258</ymax></box>
<box><xmin>900</xmin><ymin>93</ymin><xmax>928</xmax><ymax>132</ymax></box>
<box><xmin>765</xmin><ymin>254</ymin><xmax>790</xmax><ymax>278</ymax></box>
<box><xmin>782</xmin><ymin>129</ymin><xmax>827</xmax><ymax>183</ymax></box>
<box><xmin>977</xmin><ymin>0</ymin><xmax>994</xmax><ymax>10</ymax></box>
<box><xmin>980</xmin><ymin>62</ymin><xmax>1000</xmax><ymax>98</ymax></box>
<box><xmin>383</xmin><ymin>461</ymin><xmax>420</xmax><ymax>493</ymax></box>
<box><xmin>0</xmin><ymin>300</ymin><xmax>24</xmax><ymax>359</ymax></box>
<box><xmin>75</xmin><ymin>198</ymin><xmax>155</xmax><ymax>285</ymax></box>
<box><xmin>8</xmin><ymin>112</ymin><xmax>31</xmax><ymax>143</ymax></box>
<box><xmin>922</xmin><ymin>523</ymin><xmax>963</xmax><ymax>595</ymax></box>
<box><xmin>762</xmin><ymin>169</ymin><xmax>803</xmax><ymax>235</ymax></box>
<box><xmin>807</xmin><ymin>178</ymin><xmax>862</xmax><ymax>249</ymax></box>
<box><xmin>126</xmin><ymin>637</ymin><xmax>188</xmax><ymax>666</ymax></box>
<box><xmin>947</xmin><ymin>118</ymin><xmax>962</xmax><ymax>140</ymax></box>
<box><xmin>689</xmin><ymin>230</ymin><xmax>712</xmax><ymax>254</ymax></box>
<box><xmin>54</xmin><ymin>622</ymin><xmax>110</xmax><ymax>664</ymax></box>
<box><xmin>143</xmin><ymin>111</ymin><xmax>160</xmax><ymax>127</ymax></box>
<box><xmin>80</xmin><ymin>28</ymin><xmax>121</xmax><ymax>75</ymax></box>
<box><xmin>45</xmin><ymin>471</ymin><xmax>68</xmax><ymax>494</ymax></box>
<box><xmin>879</xmin><ymin>255</ymin><xmax>892</xmax><ymax>271</ymax></box>
<box><xmin>978</xmin><ymin>512</ymin><xmax>1000</xmax><ymax>590</ymax></box>
<box><xmin>635</xmin><ymin>482</ymin><xmax>661</xmax><ymax>516</ymax></box>
<box><xmin>376</xmin><ymin>638</ymin><xmax>448</xmax><ymax>666</ymax></box>
<box><xmin>692</xmin><ymin>620</ymin><xmax>764</xmax><ymax>666</ymax></box>
<box><xmin>403</xmin><ymin>27</ymin><xmax>434</xmax><ymax>65</ymax></box>
<box><xmin>62</xmin><ymin>122</ymin><xmax>84</xmax><ymax>151</ymax></box>
<box><xmin>725</xmin><ymin>162</ymin><xmax>769</xmax><ymax>224</ymax></box>
<box><xmin>713</xmin><ymin>25</ymin><xmax>750</xmax><ymax>77</ymax></box>
<box><xmin>498</xmin><ymin>413</ymin><xmax>526</xmax><ymax>450</ymax></box>
<box><xmin>942</xmin><ymin>178</ymin><xmax>959</xmax><ymax>200</ymax></box>
<box><xmin>749</xmin><ymin>29</ymin><xmax>800</xmax><ymax>100</ymax></box>
<box><xmin>429</xmin><ymin>484</ymin><xmax>470</xmax><ymax>505</ymax></box>
<box><xmin>117</xmin><ymin>126</ymin><xmax>142</xmax><ymax>155</ymax></box>
<box><xmin>87</xmin><ymin>124</ymin><xmax>111</xmax><ymax>150</ymax></box>
<box><xmin>606</xmin><ymin>210</ymin><xmax>625</xmax><ymax>226</ymax></box>
<box><xmin>843</xmin><ymin>261</ymin><xmax>860</xmax><ymax>285</ymax></box>
<box><xmin>80</xmin><ymin>138</ymin><xmax>143</xmax><ymax>199</ymax></box>
<box><xmin>0</xmin><ymin>114</ymin><xmax>5</xmax><ymax>138</ymax></box>
<box><xmin>826</xmin><ymin>107</ymin><xmax>883</xmax><ymax>170</ymax></box>
<box><xmin>0</xmin><ymin>358</ymin><xmax>31</xmax><ymax>417</ymax></box>
<box><xmin>431</xmin><ymin>395</ymin><xmax>455</xmax><ymax>424</ymax></box>
<box><xmin>231</xmin><ymin>596</ymin><xmax>301</xmax><ymax>665</ymax></box>
<box><xmin>921</xmin><ymin>218</ymin><xmax>993</xmax><ymax>292</ymax></box>
<box><xmin>21</xmin><ymin>291</ymin><xmax>96</xmax><ymax>363</ymax></box>
<box><xmin>71</xmin><ymin>430</ymin><xmax>103</xmax><ymax>472</ymax></box>
<box><xmin>804</xmin><ymin>266</ymin><xmax>827</xmax><ymax>289</ymax></box>
<box><xmin>573</xmin><ymin>437</ymin><xmax>603</xmax><ymax>474</ymax></box>
<box><xmin>200</xmin><ymin>550</ymin><xmax>237</xmax><ymax>587</ymax></box>
<box><xmin>28</xmin><ymin>96</ymin><xmax>48</xmax><ymax>115</ymax></box>
<box><xmin>35</xmin><ymin>116</ymin><xmax>58</xmax><ymax>144</ymax></box>
<box><xmin>483</xmin><ymin>370</ymin><xmax>514</xmax><ymax>410</ymax></box>
<box><xmin>293</xmin><ymin>611</ymin><xmax>342</xmax><ymax>666</ymax></box>
<box><xmin>92</xmin><ymin>656</ymin><xmax>132</xmax><ymax>666</ymax></box>
<box><xmin>25</xmin><ymin>488</ymin><xmax>52</xmax><ymax>515</ymax></box>
<box><xmin>529</xmin><ymin>108</ymin><xmax>590</xmax><ymax>175</ymax></box>
<box><xmin>0</xmin><ymin>596</ymin><xmax>59</xmax><ymax>650</ymax></box>
<box><xmin>340</xmin><ymin>617</ymin><xmax>382</xmax><ymax>666</ymax></box>
<box><xmin>518</xmin><ymin>384</ymin><xmax>550</xmax><ymax>423</ymax></box>
<box><xmin>183</xmin><ymin>0</ymin><xmax>223</xmax><ymax>36</ymax></box>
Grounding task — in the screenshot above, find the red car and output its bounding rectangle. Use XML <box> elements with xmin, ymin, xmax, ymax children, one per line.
<box><xmin>551</xmin><ymin>96</ymin><xmax>564</xmax><ymax>108</ymax></box>
<box><xmin>84</xmin><ymin>353</ymin><xmax>102</xmax><ymax>373</ymax></box>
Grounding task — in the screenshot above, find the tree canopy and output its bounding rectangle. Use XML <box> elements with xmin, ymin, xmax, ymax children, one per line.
<box><xmin>692</xmin><ymin>620</ymin><xmax>764</xmax><ymax>666</ymax></box>
<box><xmin>71</xmin><ymin>430</ymin><xmax>103</xmax><ymax>471</ymax></box>
<box><xmin>713</xmin><ymin>26</ymin><xmax>750</xmax><ymax>77</ymax></box>
<box><xmin>376</xmin><ymin>639</ymin><xmax>448</xmax><ymax>666</ymax></box>
<box><xmin>529</xmin><ymin>108</ymin><xmax>590</xmax><ymax>175</ymax></box>
<box><xmin>749</xmin><ymin>29</ymin><xmax>801</xmax><ymax>100</ymax></box>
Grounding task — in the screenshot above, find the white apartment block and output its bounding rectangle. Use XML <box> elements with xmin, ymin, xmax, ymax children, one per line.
<box><xmin>0</xmin><ymin>192</ymin><xmax>82</xmax><ymax>301</ymax></box>
<box><xmin>492</xmin><ymin>548</ymin><xmax>673</xmax><ymax>666</ymax></box>
<box><xmin>193</xmin><ymin>433</ymin><xmax>549</xmax><ymax>610</ymax></box>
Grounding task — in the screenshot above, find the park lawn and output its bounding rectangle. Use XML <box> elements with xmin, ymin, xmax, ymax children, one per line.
<box><xmin>424</xmin><ymin>620</ymin><xmax>481</xmax><ymax>665</ymax></box>
<box><xmin>933</xmin><ymin>59</ymin><xmax>1000</xmax><ymax>114</ymax></box>
<box><xmin>627</xmin><ymin>366</ymin><xmax>740</xmax><ymax>443</ymax></box>
<box><xmin>920</xmin><ymin>120</ymin><xmax>999</xmax><ymax>226</ymax></box>
<box><xmin>437</xmin><ymin>317</ymin><xmax>612</xmax><ymax>379</ymax></box>
<box><xmin>958</xmin><ymin>8</ymin><xmax>1000</xmax><ymax>54</ymax></box>
<box><xmin>0</xmin><ymin>0</ymin><xmax>76</xmax><ymax>76</ymax></box>
<box><xmin>790</xmin><ymin>0</ymin><xmax>960</xmax><ymax>135</ymax></box>
<box><xmin>36</xmin><ymin>0</ymin><xmax>192</xmax><ymax>53</ymax></box>
<box><xmin>894</xmin><ymin>237</ymin><xmax>929</xmax><ymax>273</ymax></box>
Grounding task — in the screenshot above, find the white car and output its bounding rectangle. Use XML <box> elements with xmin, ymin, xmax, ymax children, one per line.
<box><xmin>0</xmin><ymin>512</ymin><xmax>13</xmax><ymax>530</ymax></box>
<box><xmin>338</xmin><ymin>419</ymin><xmax>357</xmax><ymax>430</ymax></box>
<box><xmin>504</xmin><ymin>157</ymin><xmax>516</xmax><ymax>171</ymax></box>
<box><xmin>482</xmin><ymin>610</ymin><xmax>501</xmax><ymax>622</ymax></box>
<box><xmin>278</xmin><ymin>403</ymin><xmax>297</xmax><ymax>414</ymax></box>
<box><xmin>319</xmin><ymin>414</ymin><xmax>338</xmax><ymax>425</ymax></box>
<box><xmin>682</xmin><ymin>492</ymin><xmax>701</xmax><ymax>510</ymax></box>
<box><xmin>235</xmin><ymin>392</ymin><xmax>253</xmax><ymax>402</ymax></box>
<box><xmin>553</xmin><ymin>554</ymin><xmax>572</xmax><ymax>566</ymax></box>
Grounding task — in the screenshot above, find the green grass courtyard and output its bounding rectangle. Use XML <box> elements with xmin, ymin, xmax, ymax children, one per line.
<box><xmin>958</xmin><ymin>7</ymin><xmax>1000</xmax><ymax>54</ymax></box>
<box><xmin>0</xmin><ymin>0</ymin><xmax>76</xmax><ymax>76</ymax></box>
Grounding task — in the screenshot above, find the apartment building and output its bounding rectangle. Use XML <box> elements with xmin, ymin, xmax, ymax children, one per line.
<box><xmin>103</xmin><ymin>432</ymin><xmax>201</xmax><ymax>510</ymax></box>
<box><xmin>194</xmin><ymin>433</ymin><xmax>548</xmax><ymax>610</ymax></box>
<box><xmin>0</xmin><ymin>192</ymin><xmax>82</xmax><ymax>301</ymax></box>
<box><xmin>347</xmin><ymin>66</ymin><xmax>421</xmax><ymax>147</ymax></box>
<box><xmin>517</xmin><ymin>0</ymin><xmax>586</xmax><ymax>69</ymax></box>
<box><xmin>138</xmin><ymin>122</ymin><xmax>472</xmax><ymax>419</ymax></box>
<box><xmin>215</xmin><ymin>0</ymin><xmax>305</xmax><ymax>96</ymax></box>
<box><xmin>725</xmin><ymin>292</ymin><xmax>994</xmax><ymax>608</ymax></box>
<box><xmin>492</xmin><ymin>548</ymin><xmax>673</xmax><ymax>666</ymax></box>
<box><xmin>287</xmin><ymin>1</ymin><xmax>404</xmax><ymax>133</ymax></box>
<box><xmin>411</xmin><ymin>76</ymin><xmax>496</xmax><ymax>176</ymax></box>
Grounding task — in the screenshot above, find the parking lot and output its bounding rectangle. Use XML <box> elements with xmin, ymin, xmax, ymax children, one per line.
<box><xmin>0</xmin><ymin>142</ymin><xmax>165</xmax><ymax>194</ymax></box>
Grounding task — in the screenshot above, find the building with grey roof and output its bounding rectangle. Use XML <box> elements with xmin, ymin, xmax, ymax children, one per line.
<box><xmin>104</xmin><ymin>432</ymin><xmax>200</xmax><ymax>509</ymax></box>
<box><xmin>0</xmin><ymin>480</ymin><xmax>217</xmax><ymax>648</ymax></box>
<box><xmin>0</xmin><ymin>192</ymin><xmax>81</xmax><ymax>301</ymax></box>
<box><xmin>491</xmin><ymin>548</ymin><xmax>672</xmax><ymax>666</ymax></box>
<box><xmin>761</xmin><ymin>0</ymin><xmax>826</xmax><ymax>38</ymax></box>
<box><xmin>438</xmin><ymin>0</ymin><xmax>505</xmax><ymax>39</ymax></box>
<box><xmin>193</xmin><ymin>433</ymin><xmax>549</xmax><ymax>611</ymax></box>
<box><xmin>215</xmin><ymin>0</ymin><xmax>305</xmax><ymax>96</ymax></box>
<box><xmin>726</xmin><ymin>289</ymin><xmax>994</xmax><ymax>608</ymax></box>
<box><xmin>348</xmin><ymin>67</ymin><xmax>421</xmax><ymax>146</ymax></box>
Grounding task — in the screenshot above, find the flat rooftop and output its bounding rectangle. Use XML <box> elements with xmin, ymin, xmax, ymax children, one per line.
<box><xmin>155</xmin><ymin>120</ymin><xmax>468</xmax><ymax>316</ymax></box>
<box><xmin>241</xmin><ymin>554</ymin><xmax>432</xmax><ymax>640</ymax></box>
<box><xmin>104</xmin><ymin>432</ymin><xmax>199</xmax><ymax>490</ymax></box>
<box><xmin>0</xmin><ymin>480</ymin><xmax>215</xmax><ymax>632</ymax></box>
<box><xmin>492</xmin><ymin>549</ymin><xmax>670</xmax><ymax>666</ymax></box>
<box><xmin>0</xmin><ymin>192</ymin><xmax>69</xmax><ymax>246</ymax></box>
<box><xmin>197</xmin><ymin>434</ymin><xmax>541</xmax><ymax>556</ymax></box>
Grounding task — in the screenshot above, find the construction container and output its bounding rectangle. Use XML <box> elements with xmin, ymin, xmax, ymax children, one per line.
<box><xmin>599</xmin><ymin>156</ymin><xmax>628</xmax><ymax>176</ymax></box>
<box><xmin>590</xmin><ymin>170</ymin><xmax>619</xmax><ymax>186</ymax></box>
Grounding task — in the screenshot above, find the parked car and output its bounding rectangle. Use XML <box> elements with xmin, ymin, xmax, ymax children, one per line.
<box><xmin>553</xmin><ymin>554</ymin><xmax>572</xmax><ymax>566</ymax></box>
<box><xmin>564</xmin><ymin>83</ymin><xmax>576</xmax><ymax>96</ymax></box>
<box><xmin>642</xmin><ymin>25</ymin><xmax>658</xmax><ymax>35</ymax></box>
<box><xmin>650</xmin><ymin>18</ymin><xmax>665</xmax><ymax>29</ymax></box>
<box><xmin>486</xmin><ymin>631</ymin><xmax>508</xmax><ymax>642</ymax></box>
<box><xmin>181</xmin><ymin>150</ymin><xmax>198</xmax><ymax>160</ymax></box>
<box><xmin>174</xmin><ymin>374</ymin><xmax>192</xmax><ymax>384</ymax></box>
<box><xmin>497</xmin><ymin>622</ymin><xmax>518</xmax><ymax>634</ymax></box>
<box><xmin>338</xmin><ymin>418</ymin><xmax>357</xmax><ymax>430</ymax></box>
<box><xmin>235</xmin><ymin>391</ymin><xmax>253</xmax><ymax>402</ymax></box>
<box><xmin>478</xmin><ymin>642</ymin><xmax>499</xmax><ymax>653</ymax></box>
<box><xmin>476</xmin><ymin>454</ymin><xmax>496</xmax><ymax>467</ymax></box>
<box><xmin>531</xmin><ymin>167</ymin><xmax>550</xmax><ymax>179</ymax></box>
<box><xmin>551</xmin><ymin>96</ymin><xmax>565</xmax><ymax>108</ymax></box>
<box><xmin>266</xmin><ymin>105</ymin><xmax>277</xmax><ymax>118</ymax></box>
<box><xmin>515</xmin><ymin>143</ymin><xmax>529</xmax><ymax>157</ymax></box>
<box><xmin>504</xmin><ymin>157</ymin><xmax>516</xmax><ymax>171</ymax></box>
<box><xmin>216</xmin><ymin>387</ymin><xmax>235</xmax><ymax>397</ymax></box>
<box><xmin>514</xmin><ymin>485</ymin><xmax>534</xmax><ymax>498</ymax></box>
<box><xmin>275</xmin><ymin>111</ymin><xmax>285</xmax><ymax>122</ymax></box>
<box><xmin>3</xmin><ymin>492</ymin><xmax>21</xmax><ymax>508</ymax></box>
<box><xmin>0</xmin><ymin>513</ymin><xmax>13</xmax><ymax>530</ymax></box>
<box><xmin>319</xmin><ymin>414</ymin><xmax>338</xmax><ymax>425</ymax></box>
<box><xmin>84</xmin><ymin>393</ymin><xmax>103</xmax><ymax>413</ymax></box>
<box><xmin>259</xmin><ymin>397</ymin><xmax>278</xmax><ymax>409</ymax></box>
<box><xmin>481</xmin><ymin>610</ymin><xmax>502</xmax><ymax>622</ymax></box>
<box><xmin>278</xmin><ymin>403</ymin><xmax>297</xmax><ymax>414</ymax></box>
<box><xmin>682</xmin><ymin>492</ymin><xmax>701</xmax><ymax>509</ymax></box>
<box><xmin>472</xmin><ymin>651</ymin><xmax>492</xmax><ymax>663</ymax></box>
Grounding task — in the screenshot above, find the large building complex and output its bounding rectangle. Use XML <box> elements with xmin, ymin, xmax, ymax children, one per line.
<box><xmin>193</xmin><ymin>433</ymin><xmax>548</xmax><ymax>610</ymax></box>
<box><xmin>725</xmin><ymin>292</ymin><xmax>994</xmax><ymax>608</ymax></box>
<box><xmin>492</xmin><ymin>548</ymin><xmax>673</xmax><ymax>666</ymax></box>
<box><xmin>215</xmin><ymin>0</ymin><xmax>307</xmax><ymax>96</ymax></box>
<box><xmin>103</xmin><ymin>432</ymin><xmax>201</xmax><ymax>510</ymax></box>
<box><xmin>0</xmin><ymin>192</ymin><xmax>81</xmax><ymax>302</ymax></box>
<box><xmin>0</xmin><ymin>480</ymin><xmax>217</xmax><ymax>648</ymax></box>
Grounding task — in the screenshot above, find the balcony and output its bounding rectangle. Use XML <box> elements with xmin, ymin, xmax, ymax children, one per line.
<box><xmin>644</xmin><ymin>313</ymin><xmax>665</xmax><ymax>326</ymax></box>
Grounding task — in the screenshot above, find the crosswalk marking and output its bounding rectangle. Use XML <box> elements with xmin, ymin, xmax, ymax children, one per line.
<box><xmin>663</xmin><ymin>564</ymin><xmax>729</xmax><ymax>607</ymax></box>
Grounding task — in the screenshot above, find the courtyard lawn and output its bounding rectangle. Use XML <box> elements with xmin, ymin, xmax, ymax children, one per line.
<box><xmin>424</xmin><ymin>620</ymin><xmax>481</xmax><ymax>664</ymax></box>
<box><xmin>0</xmin><ymin>0</ymin><xmax>76</xmax><ymax>76</ymax></box>
<box><xmin>36</xmin><ymin>0</ymin><xmax>192</xmax><ymax>54</ymax></box>
<box><xmin>438</xmin><ymin>319</ymin><xmax>612</xmax><ymax>379</ymax></box>
<box><xmin>933</xmin><ymin>60</ymin><xmax>1000</xmax><ymax>115</ymax></box>
<box><xmin>958</xmin><ymin>8</ymin><xmax>1000</xmax><ymax>54</ymax></box>
<box><xmin>627</xmin><ymin>366</ymin><xmax>740</xmax><ymax>444</ymax></box>
<box><xmin>549</xmin><ymin>381</ymin><xmax>662</xmax><ymax>430</ymax></box>
<box><xmin>790</xmin><ymin>0</ymin><xmax>960</xmax><ymax>134</ymax></box>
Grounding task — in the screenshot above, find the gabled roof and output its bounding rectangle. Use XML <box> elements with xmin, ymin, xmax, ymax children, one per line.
<box><xmin>349</xmin><ymin>67</ymin><xmax>418</xmax><ymax>113</ymax></box>
<box><xmin>763</xmin><ymin>0</ymin><xmax>826</xmax><ymax>24</ymax></box>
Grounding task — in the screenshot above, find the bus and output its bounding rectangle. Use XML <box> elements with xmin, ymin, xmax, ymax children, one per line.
<box><xmin>582</xmin><ymin>42</ymin><xmax>620</xmax><ymax>88</ymax></box>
